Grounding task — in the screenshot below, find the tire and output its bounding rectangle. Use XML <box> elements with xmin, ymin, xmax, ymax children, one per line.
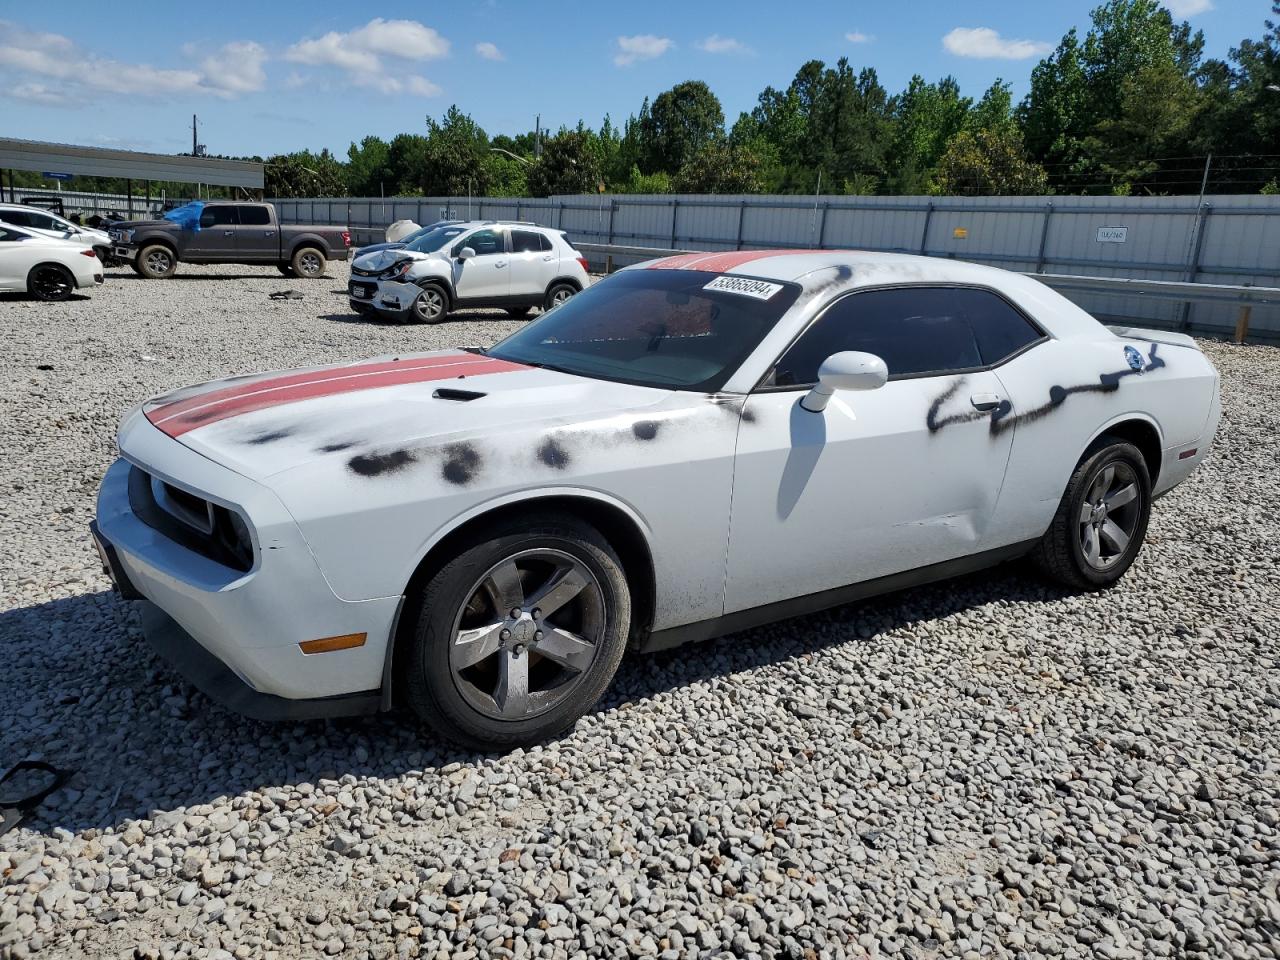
<box><xmin>505</xmin><ymin>306</ymin><xmax>533</xmax><ymax>318</ymax></box>
<box><xmin>136</xmin><ymin>244</ymin><xmax>177</xmax><ymax>279</ymax></box>
<box><xmin>410</xmin><ymin>284</ymin><xmax>449</xmax><ymax>324</ymax></box>
<box><xmin>1031</xmin><ymin>437</ymin><xmax>1152</xmax><ymax>591</ymax></box>
<box><xmin>403</xmin><ymin>512</ymin><xmax>632</xmax><ymax>750</ymax></box>
<box><xmin>27</xmin><ymin>264</ymin><xmax>75</xmax><ymax>302</ymax></box>
<box><xmin>277</xmin><ymin>263</ymin><xmax>296</xmax><ymax>277</ymax></box>
<box><xmin>543</xmin><ymin>282</ymin><xmax>577</xmax><ymax>312</ymax></box>
<box><xmin>290</xmin><ymin>246</ymin><xmax>326</xmax><ymax>279</ymax></box>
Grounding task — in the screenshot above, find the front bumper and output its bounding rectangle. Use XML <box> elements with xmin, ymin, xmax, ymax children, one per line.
<box><xmin>94</xmin><ymin>427</ymin><xmax>401</xmax><ymax>711</ymax></box>
<box><xmin>347</xmin><ymin>278</ymin><xmax>416</xmax><ymax>320</ymax></box>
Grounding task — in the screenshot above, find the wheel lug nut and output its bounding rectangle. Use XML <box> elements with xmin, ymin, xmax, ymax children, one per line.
<box><xmin>511</xmin><ymin>608</ymin><xmax>521</xmax><ymax>618</ymax></box>
<box><xmin>500</xmin><ymin>629</ymin><xmax>511</xmax><ymax>640</ymax></box>
<box><xmin>534</xmin><ymin>630</ymin><xmax>543</xmax><ymax>641</ymax></box>
<box><xmin>531</xmin><ymin>608</ymin><xmax>541</xmax><ymax>619</ymax></box>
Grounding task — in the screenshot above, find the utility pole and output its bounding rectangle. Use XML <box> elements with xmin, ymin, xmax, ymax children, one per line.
<box><xmin>535</xmin><ymin>114</ymin><xmax>542</xmax><ymax>159</ymax></box>
<box><xmin>190</xmin><ymin>115</ymin><xmax>205</xmax><ymax>157</ymax></box>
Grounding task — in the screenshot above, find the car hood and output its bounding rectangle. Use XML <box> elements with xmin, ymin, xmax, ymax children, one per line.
<box><xmin>112</xmin><ymin>219</ymin><xmax>174</xmax><ymax>231</ymax></box>
<box><xmin>352</xmin><ymin>241</ymin><xmax>406</xmax><ymax>258</ymax></box>
<box><xmin>352</xmin><ymin>248</ymin><xmax>442</xmax><ymax>273</ymax></box>
<box><xmin>137</xmin><ymin>350</ymin><xmax>672</xmax><ymax>482</ymax></box>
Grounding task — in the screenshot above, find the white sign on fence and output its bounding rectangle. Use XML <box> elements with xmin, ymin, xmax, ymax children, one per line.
<box><xmin>1096</xmin><ymin>226</ymin><xmax>1128</xmax><ymax>243</ymax></box>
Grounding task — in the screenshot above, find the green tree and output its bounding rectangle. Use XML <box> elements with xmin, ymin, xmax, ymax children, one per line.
<box><xmin>386</xmin><ymin>134</ymin><xmax>429</xmax><ymax>194</ymax></box>
<box><xmin>526</xmin><ymin>129</ymin><xmax>604</xmax><ymax>197</ymax></box>
<box><xmin>934</xmin><ymin>127</ymin><xmax>1049</xmax><ymax>196</ymax></box>
<box><xmin>636</xmin><ymin>81</ymin><xmax>725</xmax><ymax>174</ymax></box>
<box><xmin>672</xmin><ymin>140</ymin><xmax>763</xmax><ymax>193</ymax></box>
<box><xmin>264</xmin><ymin>149</ymin><xmax>346</xmax><ymax>198</ymax></box>
<box><xmin>416</xmin><ymin>106</ymin><xmax>492</xmax><ymax>196</ymax></box>
<box><xmin>345</xmin><ymin>136</ymin><xmax>391</xmax><ymax>196</ymax></box>
<box><xmin>889</xmin><ymin>76</ymin><xmax>971</xmax><ymax>193</ymax></box>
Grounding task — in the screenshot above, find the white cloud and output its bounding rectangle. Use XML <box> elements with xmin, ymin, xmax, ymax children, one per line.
<box><xmin>1165</xmin><ymin>0</ymin><xmax>1213</xmax><ymax>15</ymax></box>
<box><xmin>942</xmin><ymin>27</ymin><xmax>1051</xmax><ymax>60</ymax></box>
<box><xmin>698</xmin><ymin>34</ymin><xmax>751</xmax><ymax>55</ymax></box>
<box><xmin>285</xmin><ymin>18</ymin><xmax>448</xmax><ymax>93</ymax></box>
<box><xmin>614</xmin><ymin>34</ymin><xmax>673</xmax><ymax>67</ymax></box>
<box><xmin>475</xmin><ymin>41</ymin><xmax>505</xmax><ymax>61</ymax></box>
<box><xmin>845</xmin><ymin>31</ymin><xmax>872</xmax><ymax>44</ymax></box>
<box><xmin>0</xmin><ymin>21</ymin><xmax>266</xmax><ymax>103</ymax></box>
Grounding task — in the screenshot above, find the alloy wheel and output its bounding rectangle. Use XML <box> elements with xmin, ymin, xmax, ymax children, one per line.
<box><xmin>298</xmin><ymin>251</ymin><xmax>323</xmax><ymax>276</ymax></box>
<box><xmin>146</xmin><ymin>250</ymin><xmax>171</xmax><ymax>274</ymax></box>
<box><xmin>448</xmin><ymin>549</ymin><xmax>605</xmax><ymax>721</ymax></box>
<box><xmin>415</xmin><ymin>288</ymin><xmax>445</xmax><ymax>321</ymax></box>
<box><xmin>1078</xmin><ymin>462</ymin><xmax>1142</xmax><ymax>570</ymax></box>
<box><xmin>31</xmin><ymin>267</ymin><xmax>71</xmax><ymax>300</ymax></box>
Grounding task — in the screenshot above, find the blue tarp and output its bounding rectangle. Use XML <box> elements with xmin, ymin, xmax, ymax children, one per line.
<box><xmin>162</xmin><ymin>201</ymin><xmax>204</xmax><ymax>231</ymax></box>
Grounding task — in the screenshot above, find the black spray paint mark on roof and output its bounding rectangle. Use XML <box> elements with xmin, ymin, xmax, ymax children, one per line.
<box><xmin>537</xmin><ymin>437</ymin><xmax>572</xmax><ymax>470</ymax></box>
<box><xmin>441</xmin><ymin>443</ymin><xmax>482</xmax><ymax>485</ymax></box>
<box><xmin>926</xmin><ymin>343</ymin><xmax>1167</xmax><ymax>437</ymax></box>
<box><xmin>348</xmin><ymin>449</ymin><xmax>418</xmax><ymax>477</ymax></box>
<box><xmin>800</xmin><ymin>264</ymin><xmax>855</xmax><ymax>301</ymax></box>
<box><xmin>632</xmin><ymin>420</ymin><xmax>660</xmax><ymax>441</ymax></box>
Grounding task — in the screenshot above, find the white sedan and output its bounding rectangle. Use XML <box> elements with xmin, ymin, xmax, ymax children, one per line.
<box><xmin>0</xmin><ymin>223</ymin><xmax>103</xmax><ymax>300</ymax></box>
<box><xmin>93</xmin><ymin>250</ymin><xmax>1220</xmax><ymax>748</ymax></box>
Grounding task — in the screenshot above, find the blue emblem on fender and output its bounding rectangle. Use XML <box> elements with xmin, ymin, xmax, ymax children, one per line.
<box><xmin>1124</xmin><ymin>345</ymin><xmax>1143</xmax><ymax>372</ymax></box>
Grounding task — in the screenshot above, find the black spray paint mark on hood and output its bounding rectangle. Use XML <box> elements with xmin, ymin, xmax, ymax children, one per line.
<box><xmin>318</xmin><ymin>440</ymin><xmax>358</xmax><ymax>454</ymax></box>
<box><xmin>632</xmin><ymin>420</ymin><xmax>660</xmax><ymax>441</ymax></box>
<box><xmin>348</xmin><ymin>449</ymin><xmax>418</xmax><ymax>477</ymax></box>
<box><xmin>243</xmin><ymin>428</ymin><xmax>294</xmax><ymax>445</ymax></box>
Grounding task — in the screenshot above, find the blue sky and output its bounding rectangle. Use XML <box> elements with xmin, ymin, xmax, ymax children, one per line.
<box><xmin>0</xmin><ymin>0</ymin><xmax>1265</xmax><ymax>159</ymax></box>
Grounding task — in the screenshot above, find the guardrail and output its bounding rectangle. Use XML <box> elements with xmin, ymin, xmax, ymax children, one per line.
<box><xmin>575</xmin><ymin>242</ymin><xmax>1279</xmax><ymax>344</ymax></box>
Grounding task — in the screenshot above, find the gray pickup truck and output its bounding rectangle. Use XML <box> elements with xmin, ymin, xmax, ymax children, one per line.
<box><xmin>109</xmin><ymin>201</ymin><xmax>350</xmax><ymax>279</ymax></box>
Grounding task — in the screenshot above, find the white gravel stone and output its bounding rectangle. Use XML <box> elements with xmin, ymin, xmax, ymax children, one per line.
<box><xmin>2</xmin><ymin>262</ymin><xmax>1278</xmax><ymax>960</ymax></box>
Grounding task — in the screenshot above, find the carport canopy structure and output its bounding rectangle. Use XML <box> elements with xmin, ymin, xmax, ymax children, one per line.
<box><xmin>0</xmin><ymin>137</ymin><xmax>264</xmax><ymax>216</ymax></box>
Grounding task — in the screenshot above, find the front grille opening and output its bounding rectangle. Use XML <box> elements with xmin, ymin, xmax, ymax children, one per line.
<box><xmin>129</xmin><ymin>466</ymin><xmax>254</xmax><ymax>573</ymax></box>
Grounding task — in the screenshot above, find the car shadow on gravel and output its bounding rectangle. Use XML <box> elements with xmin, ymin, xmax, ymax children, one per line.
<box><xmin>321</xmin><ymin>310</ymin><xmax>520</xmax><ymax>326</ymax></box>
<box><xmin>2</xmin><ymin>564</ymin><xmax>1067</xmax><ymax>837</ymax></box>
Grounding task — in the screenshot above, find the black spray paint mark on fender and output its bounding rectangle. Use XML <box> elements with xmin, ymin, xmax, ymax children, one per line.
<box><xmin>348</xmin><ymin>449</ymin><xmax>418</xmax><ymax>477</ymax></box>
<box><xmin>537</xmin><ymin>437</ymin><xmax>572</xmax><ymax>469</ymax></box>
<box><xmin>632</xmin><ymin>420</ymin><xmax>661</xmax><ymax>441</ymax></box>
<box><xmin>441</xmin><ymin>443</ymin><xmax>482</xmax><ymax>485</ymax></box>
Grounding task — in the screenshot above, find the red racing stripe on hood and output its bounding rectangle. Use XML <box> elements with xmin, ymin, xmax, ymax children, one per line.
<box><xmin>147</xmin><ymin>354</ymin><xmax>528</xmax><ymax>437</ymax></box>
<box><xmin>646</xmin><ymin>249</ymin><xmax>820</xmax><ymax>272</ymax></box>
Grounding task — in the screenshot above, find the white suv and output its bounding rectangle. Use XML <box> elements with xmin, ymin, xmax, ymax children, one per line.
<box><xmin>347</xmin><ymin>221</ymin><xmax>591</xmax><ymax>323</ymax></box>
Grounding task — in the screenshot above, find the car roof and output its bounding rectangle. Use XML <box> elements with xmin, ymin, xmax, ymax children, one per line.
<box><xmin>622</xmin><ymin>248</ymin><xmax>1107</xmax><ymax>343</ymax></box>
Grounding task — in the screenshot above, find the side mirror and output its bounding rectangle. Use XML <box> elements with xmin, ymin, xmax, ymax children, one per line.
<box><xmin>800</xmin><ymin>351</ymin><xmax>888</xmax><ymax>412</ymax></box>
<box><xmin>457</xmin><ymin>247</ymin><xmax>476</xmax><ymax>261</ymax></box>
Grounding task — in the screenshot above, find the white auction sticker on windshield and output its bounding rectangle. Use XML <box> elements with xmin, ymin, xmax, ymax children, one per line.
<box><xmin>703</xmin><ymin>275</ymin><xmax>784</xmax><ymax>300</ymax></box>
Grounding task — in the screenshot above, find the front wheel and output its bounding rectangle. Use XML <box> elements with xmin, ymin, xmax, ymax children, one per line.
<box><xmin>543</xmin><ymin>282</ymin><xmax>577</xmax><ymax>312</ymax></box>
<box><xmin>411</xmin><ymin>285</ymin><xmax>448</xmax><ymax>324</ymax></box>
<box><xmin>403</xmin><ymin>513</ymin><xmax>631</xmax><ymax>749</ymax></box>
<box><xmin>290</xmin><ymin>247</ymin><xmax>326</xmax><ymax>279</ymax></box>
<box><xmin>136</xmin><ymin>244</ymin><xmax>176</xmax><ymax>279</ymax></box>
<box><xmin>1031</xmin><ymin>438</ymin><xmax>1152</xmax><ymax>590</ymax></box>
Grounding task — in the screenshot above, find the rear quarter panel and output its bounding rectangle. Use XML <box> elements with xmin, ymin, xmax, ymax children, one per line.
<box><xmin>984</xmin><ymin>336</ymin><xmax>1217</xmax><ymax>546</ymax></box>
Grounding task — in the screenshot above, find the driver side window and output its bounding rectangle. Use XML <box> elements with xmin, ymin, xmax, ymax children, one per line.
<box><xmin>771</xmin><ymin>286</ymin><xmax>1042</xmax><ymax>386</ymax></box>
<box><xmin>454</xmin><ymin>229</ymin><xmax>504</xmax><ymax>257</ymax></box>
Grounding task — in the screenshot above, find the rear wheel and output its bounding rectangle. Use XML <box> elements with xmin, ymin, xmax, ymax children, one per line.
<box><xmin>136</xmin><ymin>244</ymin><xmax>176</xmax><ymax>279</ymax></box>
<box><xmin>403</xmin><ymin>512</ymin><xmax>631</xmax><ymax>749</ymax></box>
<box><xmin>1032</xmin><ymin>438</ymin><xmax>1151</xmax><ymax>590</ymax></box>
<box><xmin>543</xmin><ymin>282</ymin><xmax>577</xmax><ymax>312</ymax></box>
<box><xmin>27</xmin><ymin>264</ymin><xmax>75</xmax><ymax>302</ymax></box>
<box><xmin>411</xmin><ymin>285</ymin><xmax>449</xmax><ymax>324</ymax></box>
<box><xmin>290</xmin><ymin>247</ymin><xmax>326</xmax><ymax>279</ymax></box>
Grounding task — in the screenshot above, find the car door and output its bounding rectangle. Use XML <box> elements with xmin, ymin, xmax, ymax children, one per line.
<box><xmin>191</xmin><ymin>205</ymin><xmax>240</xmax><ymax>259</ymax></box>
<box><xmin>234</xmin><ymin>204</ymin><xmax>278</xmax><ymax>259</ymax></box>
<box><xmin>451</xmin><ymin>228</ymin><xmax>510</xmax><ymax>301</ymax></box>
<box><xmin>723</xmin><ymin>285</ymin><xmax>1044</xmax><ymax>614</ymax></box>
<box><xmin>507</xmin><ymin>230</ymin><xmax>555</xmax><ymax>301</ymax></box>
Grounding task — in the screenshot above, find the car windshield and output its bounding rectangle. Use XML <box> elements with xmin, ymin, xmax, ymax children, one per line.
<box><xmin>487</xmin><ymin>269</ymin><xmax>801</xmax><ymax>392</ymax></box>
<box><xmin>404</xmin><ymin>226</ymin><xmax>466</xmax><ymax>253</ymax></box>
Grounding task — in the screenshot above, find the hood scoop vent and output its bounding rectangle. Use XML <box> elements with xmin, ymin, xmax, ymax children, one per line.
<box><xmin>432</xmin><ymin>387</ymin><xmax>486</xmax><ymax>402</ymax></box>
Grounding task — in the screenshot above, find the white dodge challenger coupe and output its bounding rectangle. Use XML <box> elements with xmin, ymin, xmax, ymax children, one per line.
<box><xmin>93</xmin><ymin>250</ymin><xmax>1220</xmax><ymax>748</ymax></box>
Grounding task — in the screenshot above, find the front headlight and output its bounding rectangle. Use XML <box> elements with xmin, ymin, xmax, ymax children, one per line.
<box><xmin>380</xmin><ymin>260</ymin><xmax>412</xmax><ymax>281</ymax></box>
<box><xmin>123</xmin><ymin>229</ymin><xmax>135</xmax><ymax>242</ymax></box>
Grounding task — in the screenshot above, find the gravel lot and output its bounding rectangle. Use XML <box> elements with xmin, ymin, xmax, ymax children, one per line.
<box><xmin>1</xmin><ymin>261</ymin><xmax>1278</xmax><ymax>960</ymax></box>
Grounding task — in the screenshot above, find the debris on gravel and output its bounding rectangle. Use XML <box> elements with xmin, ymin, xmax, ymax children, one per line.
<box><xmin>2</xmin><ymin>263</ymin><xmax>1278</xmax><ymax>960</ymax></box>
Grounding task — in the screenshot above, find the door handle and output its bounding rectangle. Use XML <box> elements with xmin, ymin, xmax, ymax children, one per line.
<box><xmin>970</xmin><ymin>393</ymin><xmax>1003</xmax><ymax>411</ymax></box>
<box><xmin>265</xmin><ymin>231</ymin><xmax>275</xmax><ymax>238</ymax></box>
<box><xmin>223</xmin><ymin>230</ymin><xmax>234</xmax><ymax>236</ymax></box>
<box><xmin>496</xmin><ymin>261</ymin><xmax>507</xmax><ymax>268</ymax></box>
<box><xmin>542</xmin><ymin>255</ymin><xmax>553</xmax><ymax>261</ymax></box>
